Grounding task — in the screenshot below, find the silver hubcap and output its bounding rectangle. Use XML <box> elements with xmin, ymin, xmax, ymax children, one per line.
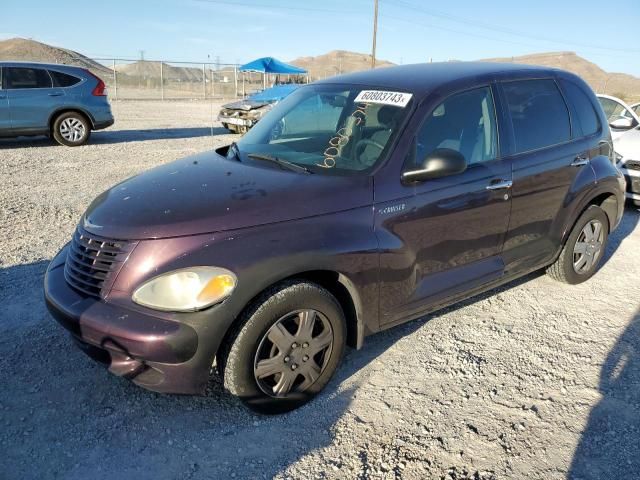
<box><xmin>254</xmin><ymin>309</ymin><xmax>333</xmax><ymax>397</ymax></box>
<box><xmin>573</xmin><ymin>219</ymin><xmax>604</xmax><ymax>274</ymax></box>
<box><xmin>59</xmin><ymin>118</ymin><xmax>86</xmax><ymax>142</ymax></box>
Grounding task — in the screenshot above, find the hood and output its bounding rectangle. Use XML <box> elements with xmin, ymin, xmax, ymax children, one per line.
<box><xmin>222</xmin><ymin>85</ymin><xmax>299</xmax><ymax>110</ymax></box>
<box><xmin>82</xmin><ymin>150</ymin><xmax>372</xmax><ymax>240</ymax></box>
<box><xmin>613</xmin><ymin>127</ymin><xmax>640</xmax><ymax>160</ymax></box>
<box><xmin>222</xmin><ymin>99</ymin><xmax>270</xmax><ymax>111</ymax></box>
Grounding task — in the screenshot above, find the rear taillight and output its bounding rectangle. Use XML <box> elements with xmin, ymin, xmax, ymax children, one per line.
<box><xmin>84</xmin><ymin>69</ymin><xmax>107</xmax><ymax>96</ymax></box>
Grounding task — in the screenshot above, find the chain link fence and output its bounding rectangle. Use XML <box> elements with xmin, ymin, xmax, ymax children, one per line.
<box><xmin>90</xmin><ymin>58</ymin><xmax>286</xmax><ymax>101</ymax></box>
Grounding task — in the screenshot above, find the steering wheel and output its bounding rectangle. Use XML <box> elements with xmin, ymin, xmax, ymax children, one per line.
<box><xmin>354</xmin><ymin>138</ymin><xmax>385</xmax><ymax>165</ymax></box>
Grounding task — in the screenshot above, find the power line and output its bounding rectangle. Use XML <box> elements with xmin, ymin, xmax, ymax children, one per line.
<box><xmin>379</xmin><ymin>11</ymin><xmax>637</xmax><ymax>60</ymax></box>
<box><xmin>388</xmin><ymin>0</ymin><xmax>640</xmax><ymax>54</ymax></box>
<box><xmin>194</xmin><ymin>0</ymin><xmax>360</xmax><ymax>14</ymax></box>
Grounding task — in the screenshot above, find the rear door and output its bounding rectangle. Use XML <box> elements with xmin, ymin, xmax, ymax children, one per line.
<box><xmin>0</xmin><ymin>67</ymin><xmax>10</xmax><ymax>132</ymax></box>
<box><xmin>6</xmin><ymin>66</ymin><xmax>64</xmax><ymax>132</ymax></box>
<box><xmin>499</xmin><ymin>78</ymin><xmax>593</xmax><ymax>273</ymax></box>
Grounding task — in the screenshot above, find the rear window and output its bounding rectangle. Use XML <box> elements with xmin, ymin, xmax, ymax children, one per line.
<box><xmin>503</xmin><ymin>79</ymin><xmax>571</xmax><ymax>153</ymax></box>
<box><xmin>6</xmin><ymin>67</ymin><xmax>52</xmax><ymax>89</ymax></box>
<box><xmin>49</xmin><ymin>70</ymin><xmax>81</xmax><ymax>87</ymax></box>
<box><xmin>560</xmin><ymin>79</ymin><xmax>600</xmax><ymax>136</ymax></box>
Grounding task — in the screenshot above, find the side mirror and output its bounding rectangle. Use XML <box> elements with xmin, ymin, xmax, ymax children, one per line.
<box><xmin>402</xmin><ymin>148</ymin><xmax>467</xmax><ymax>183</ymax></box>
<box><xmin>609</xmin><ymin>116</ymin><xmax>634</xmax><ymax>130</ymax></box>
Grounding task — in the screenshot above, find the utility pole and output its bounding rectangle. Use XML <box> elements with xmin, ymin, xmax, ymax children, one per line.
<box><xmin>371</xmin><ymin>0</ymin><xmax>378</xmax><ymax>69</ymax></box>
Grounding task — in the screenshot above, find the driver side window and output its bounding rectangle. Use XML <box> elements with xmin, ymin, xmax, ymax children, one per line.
<box><xmin>408</xmin><ymin>87</ymin><xmax>498</xmax><ymax>169</ymax></box>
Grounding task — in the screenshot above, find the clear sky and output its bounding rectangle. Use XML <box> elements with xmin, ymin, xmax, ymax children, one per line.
<box><xmin>3</xmin><ymin>0</ymin><xmax>640</xmax><ymax>75</ymax></box>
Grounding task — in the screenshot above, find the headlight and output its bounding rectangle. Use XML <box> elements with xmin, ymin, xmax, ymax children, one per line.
<box><xmin>132</xmin><ymin>267</ymin><xmax>236</xmax><ymax>312</ymax></box>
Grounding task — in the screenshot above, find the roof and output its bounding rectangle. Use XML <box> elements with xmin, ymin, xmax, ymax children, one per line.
<box><xmin>316</xmin><ymin>61</ymin><xmax>560</xmax><ymax>98</ymax></box>
<box><xmin>0</xmin><ymin>60</ymin><xmax>89</xmax><ymax>72</ymax></box>
<box><xmin>239</xmin><ymin>57</ymin><xmax>307</xmax><ymax>74</ymax></box>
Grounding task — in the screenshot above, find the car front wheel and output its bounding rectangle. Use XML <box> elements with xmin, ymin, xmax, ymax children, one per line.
<box><xmin>219</xmin><ymin>281</ymin><xmax>346</xmax><ymax>414</ymax></box>
<box><xmin>52</xmin><ymin>112</ymin><xmax>91</xmax><ymax>146</ymax></box>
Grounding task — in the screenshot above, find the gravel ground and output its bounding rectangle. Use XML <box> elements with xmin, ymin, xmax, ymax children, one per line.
<box><xmin>1</xmin><ymin>101</ymin><xmax>639</xmax><ymax>480</ymax></box>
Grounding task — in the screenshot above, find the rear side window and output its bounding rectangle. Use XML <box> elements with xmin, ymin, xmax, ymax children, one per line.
<box><xmin>49</xmin><ymin>70</ymin><xmax>81</xmax><ymax>87</ymax></box>
<box><xmin>5</xmin><ymin>67</ymin><xmax>52</xmax><ymax>89</ymax></box>
<box><xmin>503</xmin><ymin>79</ymin><xmax>570</xmax><ymax>153</ymax></box>
<box><xmin>560</xmin><ymin>79</ymin><xmax>600</xmax><ymax>136</ymax></box>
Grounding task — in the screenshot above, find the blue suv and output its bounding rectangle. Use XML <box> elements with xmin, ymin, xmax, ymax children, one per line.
<box><xmin>0</xmin><ymin>62</ymin><xmax>114</xmax><ymax>146</ymax></box>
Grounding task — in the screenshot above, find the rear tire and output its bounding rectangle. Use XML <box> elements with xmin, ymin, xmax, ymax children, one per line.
<box><xmin>52</xmin><ymin>112</ymin><xmax>91</xmax><ymax>146</ymax></box>
<box><xmin>219</xmin><ymin>281</ymin><xmax>346</xmax><ymax>414</ymax></box>
<box><xmin>546</xmin><ymin>205</ymin><xmax>609</xmax><ymax>284</ymax></box>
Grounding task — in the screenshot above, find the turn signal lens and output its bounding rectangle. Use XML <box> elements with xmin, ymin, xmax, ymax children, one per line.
<box><xmin>197</xmin><ymin>274</ymin><xmax>236</xmax><ymax>303</ymax></box>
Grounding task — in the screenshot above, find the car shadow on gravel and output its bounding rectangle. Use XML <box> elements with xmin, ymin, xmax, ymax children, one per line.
<box><xmin>0</xmin><ymin>260</ymin><xmax>362</xmax><ymax>480</ymax></box>
<box><xmin>0</xmin><ymin>258</ymin><xmax>543</xmax><ymax>479</ymax></box>
<box><xmin>0</xmin><ymin>127</ymin><xmax>228</xmax><ymax>149</ymax></box>
<box><xmin>601</xmin><ymin>205</ymin><xmax>640</xmax><ymax>267</ymax></box>
<box><xmin>91</xmin><ymin>127</ymin><xmax>229</xmax><ymax>144</ymax></box>
<box><xmin>569</xmin><ymin>308</ymin><xmax>640</xmax><ymax>479</ymax></box>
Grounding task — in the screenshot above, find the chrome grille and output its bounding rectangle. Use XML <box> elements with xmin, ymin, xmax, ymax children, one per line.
<box><xmin>64</xmin><ymin>228</ymin><xmax>136</xmax><ymax>298</ymax></box>
<box><xmin>221</xmin><ymin>108</ymin><xmax>249</xmax><ymax>119</ymax></box>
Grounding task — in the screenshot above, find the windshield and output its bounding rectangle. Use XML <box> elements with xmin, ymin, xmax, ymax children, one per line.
<box><xmin>235</xmin><ymin>84</ymin><xmax>413</xmax><ymax>174</ymax></box>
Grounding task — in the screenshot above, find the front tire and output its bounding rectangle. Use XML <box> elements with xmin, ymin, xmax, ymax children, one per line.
<box><xmin>547</xmin><ymin>205</ymin><xmax>609</xmax><ymax>284</ymax></box>
<box><xmin>219</xmin><ymin>281</ymin><xmax>346</xmax><ymax>414</ymax></box>
<box><xmin>52</xmin><ymin>112</ymin><xmax>91</xmax><ymax>146</ymax></box>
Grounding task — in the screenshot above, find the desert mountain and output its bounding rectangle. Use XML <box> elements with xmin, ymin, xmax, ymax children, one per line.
<box><xmin>115</xmin><ymin>61</ymin><xmax>207</xmax><ymax>82</ymax></box>
<box><xmin>1</xmin><ymin>39</ymin><xmax>638</xmax><ymax>101</ymax></box>
<box><xmin>291</xmin><ymin>50</ymin><xmax>395</xmax><ymax>80</ymax></box>
<box><xmin>0</xmin><ymin>38</ymin><xmax>111</xmax><ymax>75</ymax></box>
<box><xmin>483</xmin><ymin>51</ymin><xmax>640</xmax><ymax>102</ymax></box>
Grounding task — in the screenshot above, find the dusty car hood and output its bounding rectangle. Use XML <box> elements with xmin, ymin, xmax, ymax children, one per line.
<box><xmin>613</xmin><ymin>127</ymin><xmax>640</xmax><ymax>159</ymax></box>
<box><xmin>222</xmin><ymin>99</ymin><xmax>270</xmax><ymax>111</ymax></box>
<box><xmin>82</xmin><ymin>150</ymin><xmax>372</xmax><ymax>240</ymax></box>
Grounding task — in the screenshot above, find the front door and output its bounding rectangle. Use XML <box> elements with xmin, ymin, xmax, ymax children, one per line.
<box><xmin>6</xmin><ymin>66</ymin><xmax>64</xmax><ymax>132</ymax></box>
<box><xmin>376</xmin><ymin>85</ymin><xmax>512</xmax><ymax>326</ymax></box>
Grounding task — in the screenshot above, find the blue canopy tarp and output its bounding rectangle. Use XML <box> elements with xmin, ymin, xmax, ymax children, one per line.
<box><xmin>239</xmin><ymin>57</ymin><xmax>307</xmax><ymax>74</ymax></box>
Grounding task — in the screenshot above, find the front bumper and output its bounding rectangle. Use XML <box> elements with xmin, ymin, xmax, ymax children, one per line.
<box><xmin>619</xmin><ymin>163</ymin><xmax>640</xmax><ymax>203</ymax></box>
<box><xmin>44</xmin><ymin>246</ymin><xmax>228</xmax><ymax>395</ymax></box>
<box><xmin>217</xmin><ymin>114</ymin><xmax>255</xmax><ymax>127</ymax></box>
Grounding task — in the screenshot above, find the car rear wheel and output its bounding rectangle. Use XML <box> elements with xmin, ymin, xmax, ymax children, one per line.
<box><xmin>219</xmin><ymin>281</ymin><xmax>346</xmax><ymax>414</ymax></box>
<box><xmin>546</xmin><ymin>205</ymin><xmax>609</xmax><ymax>284</ymax></box>
<box><xmin>52</xmin><ymin>112</ymin><xmax>91</xmax><ymax>146</ymax></box>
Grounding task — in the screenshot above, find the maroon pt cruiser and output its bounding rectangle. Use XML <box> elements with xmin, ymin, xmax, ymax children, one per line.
<box><xmin>45</xmin><ymin>63</ymin><xmax>625</xmax><ymax>413</ymax></box>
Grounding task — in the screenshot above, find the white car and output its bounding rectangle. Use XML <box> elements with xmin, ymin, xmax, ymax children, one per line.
<box><xmin>597</xmin><ymin>94</ymin><xmax>640</xmax><ymax>206</ymax></box>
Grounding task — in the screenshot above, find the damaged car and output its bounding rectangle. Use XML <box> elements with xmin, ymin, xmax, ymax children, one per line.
<box><xmin>218</xmin><ymin>84</ymin><xmax>299</xmax><ymax>134</ymax></box>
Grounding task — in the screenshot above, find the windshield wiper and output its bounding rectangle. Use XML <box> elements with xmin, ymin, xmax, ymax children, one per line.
<box><xmin>228</xmin><ymin>142</ymin><xmax>241</xmax><ymax>162</ymax></box>
<box><xmin>247</xmin><ymin>153</ymin><xmax>313</xmax><ymax>174</ymax></box>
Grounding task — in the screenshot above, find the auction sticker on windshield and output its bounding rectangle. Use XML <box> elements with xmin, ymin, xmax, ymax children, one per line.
<box><xmin>354</xmin><ymin>90</ymin><xmax>413</xmax><ymax>107</ymax></box>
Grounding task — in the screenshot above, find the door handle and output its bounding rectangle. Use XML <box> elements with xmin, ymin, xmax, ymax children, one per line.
<box><xmin>486</xmin><ymin>180</ymin><xmax>513</xmax><ymax>191</ymax></box>
<box><xmin>48</xmin><ymin>92</ymin><xmax>63</xmax><ymax>97</ymax></box>
<box><xmin>571</xmin><ymin>155</ymin><xmax>589</xmax><ymax>167</ymax></box>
